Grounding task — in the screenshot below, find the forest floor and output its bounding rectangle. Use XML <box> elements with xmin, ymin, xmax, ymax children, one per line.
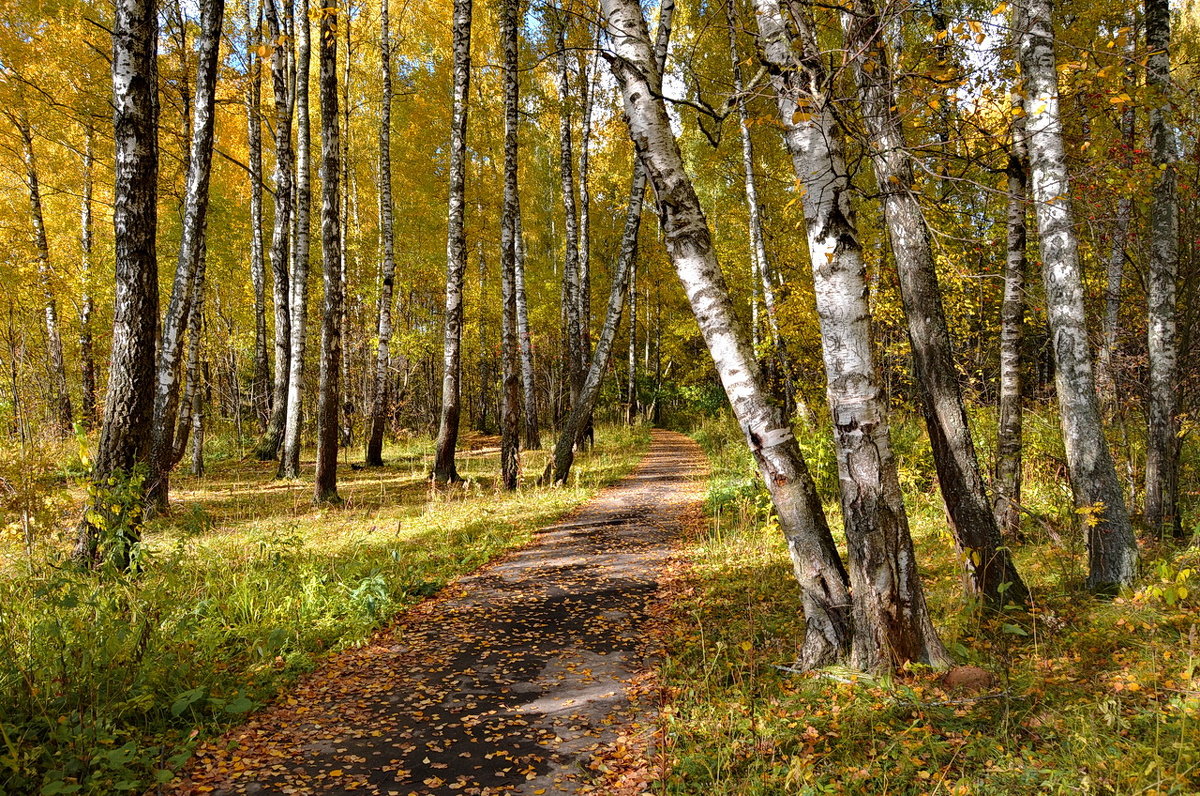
<box><xmin>166</xmin><ymin>430</ymin><xmax>708</xmax><ymax>795</ymax></box>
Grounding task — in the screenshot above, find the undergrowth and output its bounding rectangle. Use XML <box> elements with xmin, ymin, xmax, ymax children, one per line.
<box><xmin>661</xmin><ymin>413</ymin><xmax>1200</xmax><ymax>794</ymax></box>
<box><xmin>0</xmin><ymin>423</ymin><xmax>649</xmax><ymax>794</ymax></box>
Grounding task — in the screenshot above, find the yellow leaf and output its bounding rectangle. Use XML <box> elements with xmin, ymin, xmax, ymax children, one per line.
<box><xmin>992</xmin><ymin>2</ymin><xmax>1009</xmax><ymax>14</ymax></box>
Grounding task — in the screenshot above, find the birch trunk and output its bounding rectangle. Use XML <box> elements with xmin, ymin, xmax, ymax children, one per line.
<box><xmin>1096</xmin><ymin>79</ymin><xmax>1135</xmax><ymax>415</ymax></box>
<box><xmin>1144</xmin><ymin>0</ymin><xmax>1181</xmax><ymax>538</ymax></box>
<box><xmin>499</xmin><ymin>0</ymin><xmax>520</xmax><ymax>490</ymax></box>
<box><xmin>79</xmin><ymin>124</ymin><xmax>97</xmax><ymax>430</ymax></box>
<box><xmin>755</xmin><ymin>0</ymin><xmax>949</xmax><ymax>670</ymax></box>
<box><xmin>173</xmin><ymin>242</ymin><xmax>208</xmax><ymax>468</ymax></box>
<box><xmin>556</xmin><ymin>19</ymin><xmax>584</xmax><ymax>411</ymax></box>
<box><xmin>514</xmin><ymin>203</ymin><xmax>540</xmax><ymax>450</ymax></box>
<box><xmin>843</xmin><ymin>0</ymin><xmax>1026</xmax><ymax>607</ymax></box>
<box><xmin>247</xmin><ymin>0</ymin><xmax>270</xmax><ymax>422</ymax></box>
<box><xmin>432</xmin><ymin>0</ymin><xmax>472</xmax><ymax>483</ymax></box>
<box><xmin>77</xmin><ymin>0</ymin><xmax>160</xmax><ymax>563</ymax></box>
<box><xmin>366</xmin><ymin>0</ymin><xmax>396</xmax><ymax>467</ymax></box>
<box><xmin>1016</xmin><ymin>0</ymin><xmax>1137</xmax><ymax>590</ymax></box>
<box><xmin>578</xmin><ymin>37</ymin><xmax>597</xmax><ymax>375</ymax></box>
<box><xmin>147</xmin><ymin>0</ymin><xmax>224</xmax><ymax>511</ymax></box>
<box><xmin>280</xmin><ymin>0</ymin><xmax>313</xmax><ymax>478</ymax></box>
<box><xmin>994</xmin><ymin>104</ymin><xmax>1028</xmax><ymax>542</ymax></box>
<box><xmin>255</xmin><ymin>0</ymin><xmax>294</xmax><ymax>460</ymax></box>
<box><xmin>315</xmin><ymin>0</ymin><xmax>343</xmax><ymax>503</ymax></box>
<box><xmin>14</xmin><ymin>115</ymin><xmax>72</xmax><ymax>435</ymax></box>
<box><xmin>544</xmin><ymin>0</ymin><xmax>673</xmax><ymax>485</ymax></box>
<box><xmin>603</xmin><ymin>0</ymin><xmax>853</xmax><ymax>668</ymax></box>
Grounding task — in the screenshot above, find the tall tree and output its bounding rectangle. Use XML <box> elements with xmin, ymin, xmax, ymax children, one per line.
<box><xmin>556</xmin><ymin>14</ymin><xmax>584</xmax><ymax>413</ymax></box>
<box><xmin>280</xmin><ymin>0</ymin><xmax>313</xmax><ymax>479</ymax></box>
<box><xmin>246</xmin><ymin>0</ymin><xmax>270</xmax><ymax>422</ymax></box>
<box><xmin>12</xmin><ymin>113</ymin><xmax>72</xmax><ymax>435</ymax></box>
<box><xmin>754</xmin><ymin>0</ymin><xmax>948</xmax><ymax>670</ymax></box>
<box><xmin>78</xmin><ymin>123</ymin><xmax>97</xmax><ymax>430</ymax></box>
<box><xmin>147</xmin><ymin>0</ymin><xmax>225</xmax><ymax>511</ymax></box>
<box><xmin>498</xmin><ymin>0</ymin><xmax>520</xmax><ymax>490</ymax></box>
<box><xmin>994</xmin><ymin>100</ymin><xmax>1028</xmax><ymax>541</ymax></box>
<box><xmin>365</xmin><ymin>0</ymin><xmax>396</xmax><ymax>467</ymax></box>
<box><xmin>604</xmin><ymin>0</ymin><xmax>867</xmax><ymax>670</ymax></box>
<box><xmin>76</xmin><ymin>0</ymin><xmax>160</xmax><ymax>564</ymax></box>
<box><xmin>254</xmin><ymin>0</ymin><xmax>295</xmax><ymax>460</ymax></box>
<box><xmin>431</xmin><ymin>0</ymin><xmax>472</xmax><ymax>483</ymax></box>
<box><xmin>314</xmin><ymin>0</ymin><xmax>343</xmax><ymax>503</ymax></box>
<box><xmin>842</xmin><ymin>0</ymin><xmax>1026</xmax><ymax>608</ymax></box>
<box><xmin>514</xmin><ymin>203</ymin><xmax>540</xmax><ymax>450</ymax></box>
<box><xmin>1144</xmin><ymin>0</ymin><xmax>1181</xmax><ymax>538</ymax></box>
<box><xmin>1016</xmin><ymin>0</ymin><xmax>1137</xmax><ymax>590</ymax></box>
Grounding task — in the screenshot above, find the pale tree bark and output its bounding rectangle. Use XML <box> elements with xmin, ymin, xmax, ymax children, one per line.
<box><xmin>544</xmin><ymin>0</ymin><xmax>674</xmax><ymax>486</ymax></box>
<box><xmin>79</xmin><ymin>123</ymin><xmax>97</xmax><ymax>430</ymax></box>
<box><xmin>315</xmin><ymin>0</ymin><xmax>343</xmax><ymax>503</ymax></box>
<box><xmin>255</xmin><ymin>0</ymin><xmax>294</xmax><ymax>460</ymax></box>
<box><xmin>514</xmin><ymin>202</ymin><xmax>540</xmax><ymax>450</ymax></box>
<box><xmin>246</xmin><ymin>0</ymin><xmax>269</xmax><ymax>422</ymax></box>
<box><xmin>578</xmin><ymin>34</ymin><xmax>598</xmax><ymax>374</ymax></box>
<box><xmin>755</xmin><ymin>0</ymin><xmax>949</xmax><ymax>670</ymax></box>
<box><xmin>1016</xmin><ymin>0</ymin><xmax>1137</xmax><ymax>590</ymax></box>
<box><xmin>77</xmin><ymin>0</ymin><xmax>160</xmax><ymax>564</ymax></box>
<box><xmin>499</xmin><ymin>0</ymin><xmax>520</xmax><ymax>490</ymax></box>
<box><xmin>366</xmin><ymin>0</ymin><xmax>396</xmax><ymax>467</ymax></box>
<box><xmin>1145</xmin><ymin>0</ymin><xmax>1181</xmax><ymax>538</ymax></box>
<box><xmin>603</xmin><ymin>0</ymin><xmax>856</xmax><ymax>669</ymax></box>
<box><xmin>280</xmin><ymin>0</ymin><xmax>313</xmax><ymax>479</ymax></box>
<box><xmin>13</xmin><ymin>114</ymin><xmax>72</xmax><ymax>435</ymax></box>
<box><xmin>843</xmin><ymin>0</ymin><xmax>1026</xmax><ymax>608</ymax></box>
<box><xmin>994</xmin><ymin>102</ymin><xmax>1028</xmax><ymax>542</ymax></box>
<box><xmin>432</xmin><ymin>0</ymin><xmax>472</xmax><ymax>483</ymax></box>
<box><xmin>147</xmin><ymin>0</ymin><xmax>224</xmax><ymax>511</ymax></box>
<box><xmin>626</xmin><ymin>254</ymin><xmax>638</xmax><ymax>423</ymax></box>
<box><xmin>556</xmin><ymin>16</ymin><xmax>584</xmax><ymax>411</ymax></box>
<box><xmin>173</xmin><ymin>241</ymin><xmax>208</xmax><ymax>468</ymax></box>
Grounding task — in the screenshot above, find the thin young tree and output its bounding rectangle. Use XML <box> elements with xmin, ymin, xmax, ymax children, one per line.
<box><xmin>1144</xmin><ymin>0</ymin><xmax>1181</xmax><ymax>538</ymax></box>
<box><xmin>76</xmin><ymin>0</ymin><xmax>160</xmax><ymax>564</ymax></box>
<box><xmin>556</xmin><ymin>13</ymin><xmax>584</xmax><ymax>412</ymax></box>
<box><xmin>1016</xmin><ymin>0</ymin><xmax>1137</xmax><ymax>590</ymax></box>
<box><xmin>147</xmin><ymin>0</ymin><xmax>225</xmax><ymax>511</ymax></box>
<box><xmin>431</xmin><ymin>0</ymin><xmax>472</xmax><ymax>482</ymax></box>
<box><xmin>246</xmin><ymin>0</ymin><xmax>270</xmax><ymax>420</ymax></box>
<box><xmin>315</xmin><ymin>0</ymin><xmax>343</xmax><ymax>503</ymax></box>
<box><xmin>603</xmin><ymin>0</ymin><xmax>867</xmax><ymax>669</ymax></box>
<box><xmin>280</xmin><ymin>0</ymin><xmax>313</xmax><ymax>479</ymax></box>
<box><xmin>842</xmin><ymin>0</ymin><xmax>1026</xmax><ymax>607</ymax></box>
<box><xmin>498</xmin><ymin>0</ymin><xmax>520</xmax><ymax>490</ymax></box>
<box><xmin>514</xmin><ymin>203</ymin><xmax>540</xmax><ymax>450</ymax></box>
<box><xmin>365</xmin><ymin>0</ymin><xmax>396</xmax><ymax>467</ymax></box>
<box><xmin>79</xmin><ymin>123</ymin><xmax>97</xmax><ymax>429</ymax></box>
<box><xmin>255</xmin><ymin>0</ymin><xmax>295</xmax><ymax>459</ymax></box>
<box><xmin>754</xmin><ymin>0</ymin><xmax>948</xmax><ymax>670</ymax></box>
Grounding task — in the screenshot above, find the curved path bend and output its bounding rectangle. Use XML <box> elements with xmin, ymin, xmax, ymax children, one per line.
<box><xmin>173</xmin><ymin>429</ymin><xmax>707</xmax><ymax>795</ymax></box>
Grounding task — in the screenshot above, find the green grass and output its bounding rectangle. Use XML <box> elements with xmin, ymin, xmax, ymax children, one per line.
<box><xmin>0</xmin><ymin>423</ymin><xmax>650</xmax><ymax>795</ymax></box>
<box><xmin>658</xmin><ymin>414</ymin><xmax>1200</xmax><ymax>794</ymax></box>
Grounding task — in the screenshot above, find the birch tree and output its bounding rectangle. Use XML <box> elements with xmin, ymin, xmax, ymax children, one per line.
<box><xmin>1144</xmin><ymin>0</ymin><xmax>1181</xmax><ymax>538</ymax></box>
<box><xmin>77</xmin><ymin>0</ymin><xmax>160</xmax><ymax>564</ymax></box>
<box><xmin>556</xmin><ymin>15</ymin><xmax>583</xmax><ymax>411</ymax></box>
<box><xmin>499</xmin><ymin>0</ymin><xmax>520</xmax><ymax>490</ymax></box>
<box><xmin>315</xmin><ymin>0</ymin><xmax>343</xmax><ymax>503</ymax></box>
<box><xmin>1016</xmin><ymin>0</ymin><xmax>1137</xmax><ymax>590</ymax></box>
<box><xmin>514</xmin><ymin>203</ymin><xmax>540</xmax><ymax>450</ymax></box>
<box><xmin>431</xmin><ymin>0</ymin><xmax>472</xmax><ymax>483</ymax></box>
<box><xmin>842</xmin><ymin>0</ymin><xmax>1026</xmax><ymax>607</ymax></box>
<box><xmin>79</xmin><ymin>123</ymin><xmax>97</xmax><ymax>429</ymax></box>
<box><xmin>246</xmin><ymin>0</ymin><xmax>269</xmax><ymax>419</ymax></box>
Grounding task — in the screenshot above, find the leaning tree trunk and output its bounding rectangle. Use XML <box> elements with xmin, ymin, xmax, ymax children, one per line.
<box><xmin>843</xmin><ymin>0</ymin><xmax>1026</xmax><ymax>608</ymax></box>
<box><xmin>79</xmin><ymin>124</ymin><xmax>97</xmax><ymax>430</ymax></box>
<box><xmin>246</xmin><ymin>0</ymin><xmax>270</xmax><ymax>422</ymax></box>
<box><xmin>280</xmin><ymin>0</ymin><xmax>313</xmax><ymax>479</ymax></box>
<box><xmin>1144</xmin><ymin>0</ymin><xmax>1181</xmax><ymax>538</ymax></box>
<box><xmin>365</xmin><ymin>0</ymin><xmax>396</xmax><ymax>467</ymax></box>
<box><xmin>544</xmin><ymin>0</ymin><xmax>673</xmax><ymax>486</ymax></box>
<box><xmin>432</xmin><ymin>0</ymin><xmax>472</xmax><ymax>483</ymax></box>
<box><xmin>255</xmin><ymin>0</ymin><xmax>294</xmax><ymax>460</ymax></box>
<box><xmin>556</xmin><ymin>17</ymin><xmax>584</xmax><ymax>413</ymax></box>
<box><xmin>173</xmin><ymin>242</ymin><xmax>208</xmax><ymax>468</ymax></box>
<box><xmin>603</xmin><ymin>0</ymin><xmax>856</xmax><ymax>669</ymax></box>
<box><xmin>314</xmin><ymin>0</ymin><xmax>343</xmax><ymax>504</ymax></box>
<box><xmin>499</xmin><ymin>0</ymin><xmax>520</xmax><ymax>490</ymax></box>
<box><xmin>994</xmin><ymin>103</ymin><xmax>1028</xmax><ymax>542</ymax></box>
<box><xmin>1016</xmin><ymin>0</ymin><xmax>1137</xmax><ymax>590</ymax></box>
<box><xmin>514</xmin><ymin>202</ymin><xmax>540</xmax><ymax>450</ymax></box>
<box><xmin>77</xmin><ymin>0</ymin><xmax>160</xmax><ymax>565</ymax></box>
<box><xmin>14</xmin><ymin>114</ymin><xmax>72</xmax><ymax>436</ymax></box>
<box><xmin>147</xmin><ymin>0</ymin><xmax>224</xmax><ymax>511</ymax></box>
<box><xmin>755</xmin><ymin>0</ymin><xmax>949</xmax><ymax>671</ymax></box>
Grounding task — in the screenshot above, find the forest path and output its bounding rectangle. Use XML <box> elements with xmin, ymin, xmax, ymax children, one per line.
<box><xmin>172</xmin><ymin>429</ymin><xmax>707</xmax><ymax>795</ymax></box>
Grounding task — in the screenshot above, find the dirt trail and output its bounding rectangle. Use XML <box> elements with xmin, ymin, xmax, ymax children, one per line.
<box><xmin>173</xmin><ymin>429</ymin><xmax>707</xmax><ymax>795</ymax></box>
